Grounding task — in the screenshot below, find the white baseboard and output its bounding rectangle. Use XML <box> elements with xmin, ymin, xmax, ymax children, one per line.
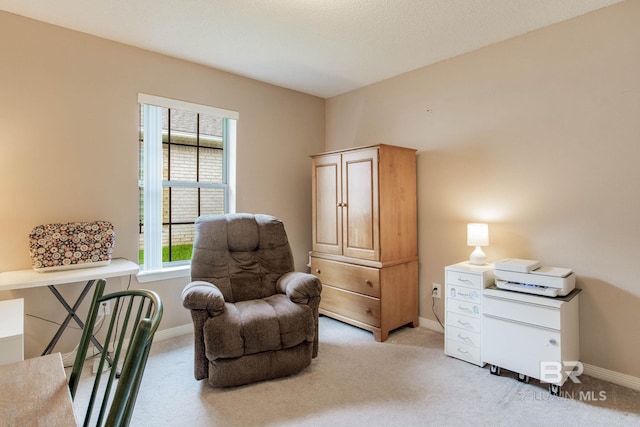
<box><xmin>418</xmin><ymin>316</ymin><xmax>444</xmax><ymax>333</ymax></box>
<box><xmin>582</xmin><ymin>362</ymin><xmax>640</xmax><ymax>391</ymax></box>
<box><xmin>61</xmin><ymin>344</ymin><xmax>104</xmax><ymax>367</ymax></box>
<box><xmin>59</xmin><ymin>324</ymin><xmax>191</xmax><ymax>369</ymax></box>
<box><xmin>417</xmin><ymin>316</ymin><xmax>640</xmax><ymax>391</ymax></box>
<box><xmin>153</xmin><ymin>323</ymin><xmax>192</xmax><ymax>341</ymax></box>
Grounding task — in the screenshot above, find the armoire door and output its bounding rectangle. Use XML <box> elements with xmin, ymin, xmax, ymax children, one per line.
<box><xmin>312</xmin><ymin>153</ymin><xmax>342</xmax><ymax>255</ymax></box>
<box><xmin>342</xmin><ymin>148</ymin><xmax>379</xmax><ymax>261</ymax></box>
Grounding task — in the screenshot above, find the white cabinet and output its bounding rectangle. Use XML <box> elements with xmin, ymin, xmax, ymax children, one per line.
<box><xmin>482</xmin><ymin>287</ymin><xmax>580</xmax><ymax>394</ymax></box>
<box><xmin>444</xmin><ymin>262</ymin><xmax>494</xmax><ymax>366</ymax></box>
<box><xmin>0</xmin><ymin>298</ymin><xmax>24</xmax><ymax>365</ymax></box>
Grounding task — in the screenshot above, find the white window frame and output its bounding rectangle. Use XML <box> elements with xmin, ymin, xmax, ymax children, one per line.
<box><xmin>137</xmin><ymin>94</ymin><xmax>238</xmax><ymax>282</ymax></box>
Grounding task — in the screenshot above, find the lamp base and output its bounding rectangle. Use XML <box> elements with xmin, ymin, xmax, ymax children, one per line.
<box><xmin>469</xmin><ymin>246</ymin><xmax>487</xmax><ymax>265</ymax></box>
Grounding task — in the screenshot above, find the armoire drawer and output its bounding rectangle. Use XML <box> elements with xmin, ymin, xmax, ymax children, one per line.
<box><xmin>320</xmin><ymin>285</ymin><xmax>380</xmax><ymax>327</ymax></box>
<box><xmin>311</xmin><ymin>257</ymin><xmax>380</xmax><ymax>298</ymax></box>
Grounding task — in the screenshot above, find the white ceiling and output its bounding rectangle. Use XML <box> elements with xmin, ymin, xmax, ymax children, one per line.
<box><xmin>0</xmin><ymin>0</ymin><xmax>623</xmax><ymax>98</ymax></box>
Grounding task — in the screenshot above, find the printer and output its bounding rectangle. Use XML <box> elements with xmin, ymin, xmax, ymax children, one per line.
<box><xmin>493</xmin><ymin>258</ymin><xmax>575</xmax><ymax>297</ymax></box>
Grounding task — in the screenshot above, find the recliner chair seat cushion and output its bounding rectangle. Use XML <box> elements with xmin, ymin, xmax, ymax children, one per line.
<box><xmin>203</xmin><ymin>294</ymin><xmax>314</xmax><ymax>360</ymax></box>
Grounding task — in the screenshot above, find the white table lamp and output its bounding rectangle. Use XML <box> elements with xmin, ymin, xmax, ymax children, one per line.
<box><xmin>467</xmin><ymin>223</ymin><xmax>489</xmax><ymax>265</ymax></box>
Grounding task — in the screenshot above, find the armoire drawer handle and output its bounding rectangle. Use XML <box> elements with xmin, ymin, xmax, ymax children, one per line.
<box><xmin>364</xmin><ymin>279</ymin><xmax>372</xmax><ymax>286</ymax></box>
<box><xmin>365</xmin><ymin>308</ymin><xmax>372</xmax><ymax>314</ymax></box>
<box><xmin>315</xmin><ymin>269</ymin><xmax>321</xmax><ymax>274</ymax></box>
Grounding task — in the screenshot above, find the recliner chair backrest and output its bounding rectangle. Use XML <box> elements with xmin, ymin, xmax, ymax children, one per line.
<box><xmin>190</xmin><ymin>213</ymin><xmax>295</xmax><ymax>302</ymax></box>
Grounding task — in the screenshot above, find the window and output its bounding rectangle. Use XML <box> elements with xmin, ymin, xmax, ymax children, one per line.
<box><xmin>138</xmin><ymin>94</ymin><xmax>237</xmax><ymax>276</ymax></box>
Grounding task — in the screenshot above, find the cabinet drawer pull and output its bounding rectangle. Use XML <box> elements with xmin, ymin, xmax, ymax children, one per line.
<box><xmin>458</xmin><ymin>305</ymin><xmax>473</xmax><ymax>313</ymax></box>
<box><xmin>315</xmin><ymin>269</ymin><xmax>321</xmax><ymax>274</ymax></box>
<box><xmin>458</xmin><ymin>291</ymin><xmax>470</xmax><ymax>297</ymax></box>
<box><xmin>457</xmin><ymin>319</ymin><xmax>472</xmax><ymax>328</ymax></box>
<box><xmin>457</xmin><ymin>278</ymin><xmax>473</xmax><ymax>284</ymax></box>
<box><xmin>457</xmin><ymin>333</ymin><xmax>473</xmax><ymax>343</ymax></box>
<box><xmin>364</xmin><ymin>279</ymin><xmax>372</xmax><ymax>286</ymax></box>
<box><xmin>457</xmin><ymin>347</ymin><xmax>470</xmax><ymax>355</ymax></box>
<box><xmin>549</xmin><ymin>339</ymin><xmax>558</xmax><ymax>345</ymax></box>
<box><xmin>365</xmin><ymin>308</ymin><xmax>372</xmax><ymax>314</ymax></box>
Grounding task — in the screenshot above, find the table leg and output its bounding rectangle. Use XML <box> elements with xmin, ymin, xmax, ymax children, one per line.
<box><xmin>42</xmin><ymin>280</ymin><xmax>105</xmax><ymax>356</ymax></box>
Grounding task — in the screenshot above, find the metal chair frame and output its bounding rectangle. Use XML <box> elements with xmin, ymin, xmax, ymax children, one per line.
<box><xmin>68</xmin><ymin>278</ymin><xmax>163</xmax><ymax>426</ymax></box>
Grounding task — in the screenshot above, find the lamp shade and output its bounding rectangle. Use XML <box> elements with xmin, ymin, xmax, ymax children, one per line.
<box><xmin>467</xmin><ymin>223</ymin><xmax>489</xmax><ymax>247</ymax></box>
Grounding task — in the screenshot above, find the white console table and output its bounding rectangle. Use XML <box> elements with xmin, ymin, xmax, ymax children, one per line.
<box><xmin>0</xmin><ymin>258</ymin><xmax>138</xmax><ymax>355</ymax></box>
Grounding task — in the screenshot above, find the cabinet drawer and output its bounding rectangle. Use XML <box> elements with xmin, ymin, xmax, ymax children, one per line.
<box><xmin>446</xmin><ymin>312</ymin><xmax>481</xmax><ymax>334</ymax></box>
<box><xmin>446</xmin><ymin>270</ymin><xmax>482</xmax><ymax>289</ymax></box>
<box><xmin>311</xmin><ymin>258</ymin><xmax>380</xmax><ymax>298</ymax></box>
<box><xmin>482</xmin><ymin>315</ymin><xmax>563</xmax><ymax>382</ymax></box>
<box><xmin>483</xmin><ymin>295</ymin><xmax>560</xmax><ymax>330</ymax></box>
<box><xmin>446</xmin><ymin>325</ymin><xmax>481</xmax><ymax>348</ymax></box>
<box><xmin>320</xmin><ymin>285</ymin><xmax>380</xmax><ymax>327</ymax></box>
<box><xmin>446</xmin><ymin>284</ymin><xmax>481</xmax><ymax>304</ymax></box>
<box><xmin>448</xmin><ymin>299</ymin><xmax>481</xmax><ymax>318</ymax></box>
<box><xmin>446</xmin><ymin>339</ymin><xmax>481</xmax><ymax>364</ymax></box>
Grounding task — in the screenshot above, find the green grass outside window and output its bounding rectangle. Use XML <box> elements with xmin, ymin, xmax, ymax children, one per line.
<box><xmin>139</xmin><ymin>244</ymin><xmax>193</xmax><ymax>265</ymax></box>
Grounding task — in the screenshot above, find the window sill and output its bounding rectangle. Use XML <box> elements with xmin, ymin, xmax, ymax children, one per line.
<box><xmin>136</xmin><ymin>265</ymin><xmax>191</xmax><ymax>283</ymax></box>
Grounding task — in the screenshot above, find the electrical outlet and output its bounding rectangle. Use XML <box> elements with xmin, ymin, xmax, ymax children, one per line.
<box><xmin>99</xmin><ymin>301</ymin><xmax>111</xmax><ymax>316</ymax></box>
<box><xmin>432</xmin><ymin>283</ymin><xmax>441</xmax><ymax>299</ymax></box>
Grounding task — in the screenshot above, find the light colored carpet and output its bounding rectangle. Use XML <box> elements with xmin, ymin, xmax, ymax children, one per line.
<box><xmin>73</xmin><ymin>316</ymin><xmax>640</xmax><ymax>426</ymax></box>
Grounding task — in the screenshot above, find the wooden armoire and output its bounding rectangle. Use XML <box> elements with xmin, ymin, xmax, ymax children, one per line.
<box><xmin>310</xmin><ymin>144</ymin><xmax>418</xmax><ymax>341</ymax></box>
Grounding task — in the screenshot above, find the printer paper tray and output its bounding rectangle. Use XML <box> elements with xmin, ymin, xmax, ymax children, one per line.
<box><xmin>495</xmin><ymin>280</ymin><xmax>559</xmax><ymax>297</ymax></box>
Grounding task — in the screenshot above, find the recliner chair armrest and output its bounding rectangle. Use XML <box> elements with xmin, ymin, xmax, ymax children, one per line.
<box><xmin>277</xmin><ymin>272</ymin><xmax>322</xmax><ymax>304</ymax></box>
<box><xmin>182</xmin><ymin>281</ymin><xmax>226</xmax><ymax>316</ymax></box>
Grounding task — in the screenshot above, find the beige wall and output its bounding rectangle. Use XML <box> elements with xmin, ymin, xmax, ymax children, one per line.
<box><xmin>326</xmin><ymin>1</ymin><xmax>640</xmax><ymax>377</ymax></box>
<box><xmin>0</xmin><ymin>12</ymin><xmax>325</xmax><ymax>358</ymax></box>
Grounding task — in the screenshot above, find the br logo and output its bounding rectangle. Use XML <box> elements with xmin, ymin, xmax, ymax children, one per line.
<box><xmin>540</xmin><ymin>361</ymin><xmax>583</xmax><ymax>384</ymax></box>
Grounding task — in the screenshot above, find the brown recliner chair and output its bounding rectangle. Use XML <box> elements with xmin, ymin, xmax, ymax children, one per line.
<box><xmin>181</xmin><ymin>213</ymin><xmax>322</xmax><ymax>387</ymax></box>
